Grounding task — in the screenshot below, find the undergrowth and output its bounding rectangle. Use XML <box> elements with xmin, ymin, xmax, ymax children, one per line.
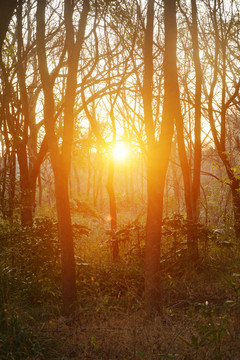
<box><xmin>0</xmin><ymin>215</ymin><xmax>240</xmax><ymax>359</ymax></box>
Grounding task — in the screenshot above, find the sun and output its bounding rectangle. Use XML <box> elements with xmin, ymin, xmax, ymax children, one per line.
<box><xmin>113</xmin><ymin>142</ymin><xmax>128</xmax><ymax>161</ymax></box>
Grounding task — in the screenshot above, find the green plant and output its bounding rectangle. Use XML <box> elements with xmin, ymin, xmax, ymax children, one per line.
<box><xmin>180</xmin><ymin>302</ymin><xmax>228</xmax><ymax>359</ymax></box>
<box><xmin>0</xmin><ymin>310</ymin><xmax>61</xmax><ymax>359</ymax></box>
<box><xmin>0</xmin><ymin>217</ymin><xmax>62</xmax><ymax>310</ymax></box>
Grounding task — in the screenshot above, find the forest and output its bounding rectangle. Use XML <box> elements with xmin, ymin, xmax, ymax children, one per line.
<box><xmin>1</xmin><ymin>0</ymin><xmax>240</xmax><ymax>359</ymax></box>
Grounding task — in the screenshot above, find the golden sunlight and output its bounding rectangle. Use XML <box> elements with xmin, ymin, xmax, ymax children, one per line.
<box><xmin>113</xmin><ymin>142</ymin><xmax>128</xmax><ymax>161</ymax></box>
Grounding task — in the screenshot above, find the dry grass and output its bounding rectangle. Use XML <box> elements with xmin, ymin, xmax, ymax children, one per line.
<box><xmin>41</xmin><ymin>255</ymin><xmax>240</xmax><ymax>360</ymax></box>
<box><xmin>42</xmin><ymin>302</ymin><xmax>240</xmax><ymax>360</ymax></box>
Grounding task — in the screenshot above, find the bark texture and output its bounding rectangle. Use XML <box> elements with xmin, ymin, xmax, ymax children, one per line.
<box><xmin>144</xmin><ymin>0</ymin><xmax>175</xmax><ymax>314</ymax></box>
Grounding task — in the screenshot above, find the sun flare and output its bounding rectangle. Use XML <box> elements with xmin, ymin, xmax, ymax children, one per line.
<box><xmin>113</xmin><ymin>142</ymin><xmax>128</xmax><ymax>161</ymax></box>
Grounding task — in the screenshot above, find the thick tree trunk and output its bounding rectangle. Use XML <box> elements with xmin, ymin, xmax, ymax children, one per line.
<box><xmin>143</xmin><ymin>0</ymin><xmax>159</xmax><ymax>314</ymax></box>
<box><xmin>145</xmin><ymin>145</ymin><xmax>165</xmax><ymax>313</ymax></box>
<box><xmin>144</xmin><ymin>0</ymin><xmax>175</xmax><ymax>314</ymax></box>
<box><xmin>55</xmin><ymin>170</ymin><xmax>77</xmax><ymax>314</ymax></box>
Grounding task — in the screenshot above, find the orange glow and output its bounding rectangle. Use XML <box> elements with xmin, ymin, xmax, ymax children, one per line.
<box><xmin>113</xmin><ymin>142</ymin><xmax>128</xmax><ymax>161</ymax></box>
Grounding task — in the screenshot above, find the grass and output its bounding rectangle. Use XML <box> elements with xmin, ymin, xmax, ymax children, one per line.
<box><xmin>1</xmin><ymin>213</ymin><xmax>240</xmax><ymax>359</ymax></box>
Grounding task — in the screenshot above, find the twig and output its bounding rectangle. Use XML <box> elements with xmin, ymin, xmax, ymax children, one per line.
<box><xmin>162</xmin><ymin>323</ymin><xmax>189</xmax><ymax>360</ymax></box>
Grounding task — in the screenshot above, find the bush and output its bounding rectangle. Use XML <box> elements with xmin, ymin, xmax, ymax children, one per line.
<box><xmin>0</xmin><ymin>217</ymin><xmax>62</xmax><ymax>310</ymax></box>
<box><xmin>0</xmin><ymin>309</ymin><xmax>61</xmax><ymax>360</ymax></box>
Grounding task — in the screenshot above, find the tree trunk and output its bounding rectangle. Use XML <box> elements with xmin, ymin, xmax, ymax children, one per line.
<box><xmin>231</xmin><ymin>180</ymin><xmax>240</xmax><ymax>238</ymax></box>
<box><xmin>87</xmin><ymin>147</ymin><xmax>92</xmax><ymax>199</ymax></box>
<box><xmin>145</xmin><ymin>145</ymin><xmax>165</xmax><ymax>313</ymax></box>
<box><xmin>0</xmin><ymin>154</ymin><xmax>7</xmax><ymax>218</ymax></box>
<box><xmin>38</xmin><ymin>173</ymin><xmax>42</xmax><ymax>207</ymax></box>
<box><xmin>173</xmin><ymin>0</ymin><xmax>202</xmax><ymax>262</ymax></box>
<box><xmin>106</xmin><ymin>156</ymin><xmax>119</xmax><ymax>261</ymax></box>
<box><xmin>175</xmin><ymin>104</ymin><xmax>199</xmax><ymax>260</ymax></box>
<box><xmin>55</xmin><ymin>170</ymin><xmax>77</xmax><ymax>314</ymax></box>
<box><xmin>144</xmin><ymin>0</ymin><xmax>175</xmax><ymax>314</ymax></box>
<box><xmin>191</xmin><ymin>0</ymin><xmax>202</xmax><ymax>223</ymax></box>
<box><xmin>8</xmin><ymin>149</ymin><xmax>16</xmax><ymax>219</ymax></box>
<box><xmin>17</xmin><ymin>143</ymin><xmax>33</xmax><ymax>226</ymax></box>
<box><xmin>36</xmin><ymin>0</ymin><xmax>89</xmax><ymax>315</ymax></box>
<box><xmin>0</xmin><ymin>0</ymin><xmax>17</xmax><ymax>51</ymax></box>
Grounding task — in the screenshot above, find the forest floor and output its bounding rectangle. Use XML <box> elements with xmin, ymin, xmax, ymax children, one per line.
<box><xmin>1</xmin><ymin>204</ymin><xmax>240</xmax><ymax>359</ymax></box>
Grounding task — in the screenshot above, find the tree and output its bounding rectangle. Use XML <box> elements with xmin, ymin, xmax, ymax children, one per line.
<box><xmin>172</xmin><ymin>0</ymin><xmax>203</xmax><ymax>260</ymax></box>
<box><xmin>0</xmin><ymin>0</ymin><xmax>47</xmax><ymax>225</ymax></box>
<box><xmin>36</xmin><ymin>0</ymin><xmax>90</xmax><ymax>315</ymax></box>
<box><xmin>144</xmin><ymin>0</ymin><xmax>176</xmax><ymax>313</ymax></box>
<box><xmin>202</xmin><ymin>0</ymin><xmax>240</xmax><ymax>237</ymax></box>
<box><xmin>0</xmin><ymin>0</ymin><xmax>18</xmax><ymax>52</ymax></box>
